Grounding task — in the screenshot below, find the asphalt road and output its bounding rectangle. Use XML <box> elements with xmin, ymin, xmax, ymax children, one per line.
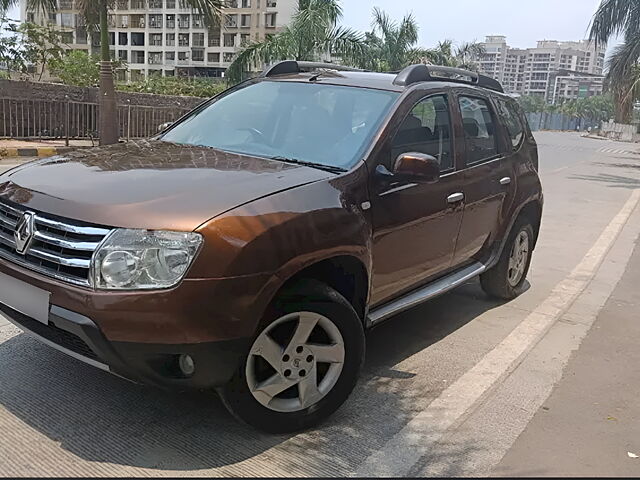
<box><xmin>0</xmin><ymin>132</ymin><xmax>639</xmax><ymax>476</ymax></box>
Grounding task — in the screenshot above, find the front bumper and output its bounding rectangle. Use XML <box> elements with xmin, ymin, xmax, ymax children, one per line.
<box><xmin>0</xmin><ymin>301</ymin><xmax>250</xmax><ymax>390</ymax></box>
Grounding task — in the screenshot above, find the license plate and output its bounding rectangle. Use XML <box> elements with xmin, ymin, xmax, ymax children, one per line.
<box><xmin>0</xmin><ymin>272</ymin><xmax>51</xmax><ymax>324</ymax></box>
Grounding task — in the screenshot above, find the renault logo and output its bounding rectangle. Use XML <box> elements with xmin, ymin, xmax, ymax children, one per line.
<box><xmin>14</xmin><ymin>211</ymin><xmax>36</xmax><ymax>255</ymax></box>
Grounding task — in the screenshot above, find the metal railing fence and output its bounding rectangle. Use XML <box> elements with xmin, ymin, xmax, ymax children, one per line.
<box><xmin>0</xmin><ymin>97</ymin><xmax>193</xmax><ymax>142</ymax></box>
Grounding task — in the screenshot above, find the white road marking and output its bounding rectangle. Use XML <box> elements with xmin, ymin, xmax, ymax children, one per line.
<box><xmin>355</xmin><ymin>189</ymin><xmax>640</xmax><ymax>477</ymax></box>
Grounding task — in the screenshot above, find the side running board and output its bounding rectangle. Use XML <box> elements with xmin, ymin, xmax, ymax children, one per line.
<box><xmin>367</xmin><ymin>262</ymin><xmax>487</xmax><ymax>326</ymax></box>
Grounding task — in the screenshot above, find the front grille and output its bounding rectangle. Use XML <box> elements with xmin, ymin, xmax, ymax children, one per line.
<box><xmin>0</xmin><ymin>199</ymin><xmax>112</xmax><ymax>286</ymax></box>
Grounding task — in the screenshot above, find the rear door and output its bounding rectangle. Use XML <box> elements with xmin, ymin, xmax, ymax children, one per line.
<box><xmin>451</xmin><ymin>90</ymin><xmax>513</xmax><ymax>267</ymax></box>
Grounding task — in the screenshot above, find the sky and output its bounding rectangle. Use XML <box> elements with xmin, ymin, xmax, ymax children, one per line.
<box><xmin>341</xmin><ymin>0</ymin><xmax>605</xmax><ymax>49</ymax></box>
<box><xmin>6</xmin><ymin>1</ymin><xmax>618</xmax><ymax>51</ymax></box>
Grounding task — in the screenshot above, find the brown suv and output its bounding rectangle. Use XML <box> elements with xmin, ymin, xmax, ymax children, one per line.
<box><xmin>0</xmin><ymin>62</ymin><xmax>542</xmax><ymax>432</ymax></box>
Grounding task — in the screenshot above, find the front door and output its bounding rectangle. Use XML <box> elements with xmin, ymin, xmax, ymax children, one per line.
<box><xmin>370</xmin><ymin>93</ymin><xmax>465</xmax><ymax>307</ymax></box>
<box><xmin>451</xmin><ymin>93</ymin><xmax>512</xmax><ymax>267</ymax></box>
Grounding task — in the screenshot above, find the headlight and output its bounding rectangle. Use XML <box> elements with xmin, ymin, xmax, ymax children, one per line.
<box><xmin>92</xmin><ymin>230</ymin><xmax>203</xmax><ymax>290</ymax></box>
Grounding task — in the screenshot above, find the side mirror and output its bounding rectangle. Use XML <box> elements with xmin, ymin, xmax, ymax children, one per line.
<box><xmin>393</xmin><ymin>152</ymin><xmax>440</xmax><ymax>183</ymax></box>
<box><xmin>157</xmin><ymin>121</ymin><xmax>174</xmax><ymax>133</ymax></box>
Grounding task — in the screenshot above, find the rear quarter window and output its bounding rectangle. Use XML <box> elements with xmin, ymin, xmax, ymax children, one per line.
<box><xmin>495</xmin><ymin>99</ymin><xmax>525</xmax><ymax>150</ymax></box>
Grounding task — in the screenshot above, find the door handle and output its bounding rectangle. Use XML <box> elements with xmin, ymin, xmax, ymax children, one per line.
<box><xmin>447</xmin><ymin>192</ymin><xmax>464</xmax><ymax>204</ymax></box>
<box><xmin>500</xmin><ymin>177</ymin><xmax>512</xmax><ymax>186</ymax></box>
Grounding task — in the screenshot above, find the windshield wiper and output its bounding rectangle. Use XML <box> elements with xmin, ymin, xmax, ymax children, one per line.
<box><xmin>269</xmin><ymin>156</ymin><xmax>347</xmax><ymax>174</ymax></box>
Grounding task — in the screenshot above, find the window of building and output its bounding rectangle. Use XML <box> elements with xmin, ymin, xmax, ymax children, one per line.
<box><xmin>391</xmin><ymin>95</ymin><xmax>453</xmax><ymax>171</ymax></box>
<box><xmin>149</xmin><ymin>0</ymin><xmax>162</xmax><ymax>7</ymax></box>
<box><xmin>76</xmin><ymin>27</ymin><xmax>87</xmax><ymax>44</ymax></box>
<box><xmin>458</xmin><ymin>96</ymin><xmax>498</xmax><ymax>164</ymax></box>
<box><xmin>131</xmin><ymin>32</ymin><xmax>145</xmax><ymax>46</ymax></box>
<box><xmin>192</xmin><ymin>14</ymin><xmax>204</xmax><ymax>28</ymax></box>
<box><xmin>192</xmin><ymin>33</ymin><xmax>205</xmax><ymax>47</ymax></box>
<box><xmin>241</xmin><ymin>14</ymin><xmax>251</xmax><ymax>27</ymax></box>
<box><xmin>223</xmin><ymin>52</ymin><xmax>234</xmax><ymax>62</ymax></box>
<box><xmin>265</xmin><ymin>12</ymin><xmax>277</xmax><ymax>28</ymax></box>
<box><xmin>178</xmin><ymin>33</ymin><xmax>190</xmax><ymax>46</ymax></box>
<box><xmin>242</xmin><ymin>0</ymin><xmax>251</xmax><ymax>6</ymax></box>
<box><xmin>118</xmin><ymin>32</ymin><xmax>128</xmax><ymax>45</ymax></box>
<box><xmin>209</xmin><ymin>30</ymin><xmax>221</xmax><ymax>46</ymax></box>
<box><xmin>149</xmin><ymin>14</ymin><xmax>163</xmax><ymax>28</ymax></box>
<box><xmin>166</xmin><ymin>33</ymin><xmax>175</xmax><ymax>46</ymax></box>
<box><xmin>208</xmin><ymin>52</ymin><xmax>220</xmax><ymax>62</ymax></box>
<box><xmin>118</xmin><ymin>50</ymin><xmax>128</xmax><ymax>61</ymax></box>
<box><xmin>178</xmin><ymin>14</ymin><xmax>190</xmax><ymax>29</ymax></box>
<box><xmin>131</xmin><ymin>50</ymin><xmax>145</xmax><ymax>63</ymax></box>
<box><xmin>148</xmin><ymin>52</ymin><xmax>163</xmax><ymax>64</ymax></box>
<box><xmin>165</xmin><ymin>69</ymin><xmax>175</xmax><ymax>76</ymax></box>
<box><xmin>223</xmin><ymin>33</ymin><xmax>235</xmax><ymax>47</ymax></box>
<box><xmin>131</xmin><ymin>0</ymin><xmax>146</xmax><ymax>8</ymax></box>
<box><xmin>117</xmin><ymin>0</ymin><xmax>129</xmax><ymax>8</ymax></box>
<box><xmin>60</xmin><ymin>13</ymin><xmax>74</xmax><ymax>27</ymax></box>
<box><xmin>178</xmin><ymin>51</ymin><xmax>190</xmax><ymax>61</ymax></box>
<box><xmin>166</xmin><ymin>51</ymin><xmax>175</xmax><ymax>60</ymax></box>
<box><xmin>60</xmin><ymin>31</ymin><xmax>74</xmax><ymax>44</ymax></box>
<box><xmin>192</xmin><ymin>49</ymin><xmax>204</xmax><ymax>61</ymax></box>
<box><xmin>267</xmin><ymin>0</ymin><xmax>277</xmax><ymax>6</ymax></box>
<box><xmin>240</xmin><ymin>33</ymin><xmax>250</xmax><ymax>45</ymax></box>
<box><xmin>224</xmin><ymin>14</ymin><xmax>238</xmax><ymax>28</ymax></box>
<box><xmin>164</xmin><ymin>14</ymin><xmax>175</xmax><ymax>28</ymax></box>
<box><xmin>149</xmin><ymin>33</ymin><xmax>163</xmax><ymax>46</ymax></box>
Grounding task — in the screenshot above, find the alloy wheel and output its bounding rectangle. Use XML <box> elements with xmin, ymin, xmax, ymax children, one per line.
<box><xmin>245</xmin><ymin>312</ymin><xmax>345</xmax><ymax>413</ymax></box>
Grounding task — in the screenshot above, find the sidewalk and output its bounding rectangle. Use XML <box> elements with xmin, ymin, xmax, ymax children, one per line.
<box><xmin>494</xmin><ymin>235</ymin><xmax>640</xmax><ymax>476</ymax></box>
<box><xmin>0</xmin><ymin>139</ymin><xmax>94</xmax><ymax>158</ymax></box>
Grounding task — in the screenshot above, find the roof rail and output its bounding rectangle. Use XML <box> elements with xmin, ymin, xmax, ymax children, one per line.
<box><xmin>393</xmin><ymin>64</ymin><xmax>504</xmax><ymax>93</ymax></box>
<box><xmin>261</xmin><ymin>60</ymin><xmax>363</xmax><ymax>77</ymax></box>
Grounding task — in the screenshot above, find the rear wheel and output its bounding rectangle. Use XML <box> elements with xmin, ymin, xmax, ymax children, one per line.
<box><xmin>219</xmin><ymin>281</ymin><xmax>365</xmax><ymax>433</ymax></box>
<box><xmin>480</xmin><ymin>219</ymin><xmax>534</xmax><ymax>300</ymax></box>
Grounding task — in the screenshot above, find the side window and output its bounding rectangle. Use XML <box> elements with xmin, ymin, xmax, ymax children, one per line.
<box><xmin>391</xmin><ymin>95</ymin><xmax>453</xmax><ymax>171</ymax></box>
<box><xmin>458</xmin><ymin>96</ymin><xmax>498</xmax><ymax>164</ymax></box>
<box><xmin>496</xmin><ymin>99</ymin><xmax>525</xmax><ymax>150</ymax></box>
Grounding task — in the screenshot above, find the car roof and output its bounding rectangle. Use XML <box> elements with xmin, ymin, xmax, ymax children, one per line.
<box><xmin>263</xmin><ymin>70</ymin><xmax>515</xmax><ymax>100</ymax></box>
<box><xmin>258</xmin><ymin>62</ymin><xmax>511</xmax><ymax>98</ymax></box>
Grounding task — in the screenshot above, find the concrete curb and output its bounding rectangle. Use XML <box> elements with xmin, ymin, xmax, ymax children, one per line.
<box><xmin>0</xmin><ymin>146</ymin><xmax>86</xmax><ymax>158</ymax></box>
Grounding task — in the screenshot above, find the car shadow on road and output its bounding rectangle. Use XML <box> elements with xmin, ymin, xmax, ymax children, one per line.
<box><xmin>0</xmin><ymin>279</ymin><xmax>509</xmax><ymax>474</ymax></box>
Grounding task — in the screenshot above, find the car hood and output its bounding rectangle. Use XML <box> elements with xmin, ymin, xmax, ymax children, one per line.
<box><xmin>0</xmin><ymin>140</ymin><xmax>332</xmax><ymax>230</ymax></box>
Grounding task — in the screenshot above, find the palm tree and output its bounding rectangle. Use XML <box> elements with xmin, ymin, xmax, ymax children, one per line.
<box><xmin>226</xmin><ymin>0</ymin><xmax>365</xmax><ymax>83</ymax></box>
<box><xmin>589</xmin><ymin>0</ymin><xmax>640</xmax><ymax>123</ymax></box>
<box><xmin>423</xmin><ymin>39</ymin><xmax>485</xmax><ymax>70</ymax></box>
<box><xmin>2</xmin><ymin>0</ymin><xmax>223</xmax><ymax>145</ymax></box>
<box><xmin>359</xmin><ymin>8</ymin><xmax>430</xmax><ymax>72</ymax></box>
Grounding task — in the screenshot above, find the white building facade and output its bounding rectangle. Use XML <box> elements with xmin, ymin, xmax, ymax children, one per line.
<box><xmin>20</xmin><ymin>0</ymin><xmax>297</xmax><ymax>82</ymax></box>
<box><xmin>476</xmin><ymin>36</ymin><xmax>606</xmax><ymax>102</ymax></box>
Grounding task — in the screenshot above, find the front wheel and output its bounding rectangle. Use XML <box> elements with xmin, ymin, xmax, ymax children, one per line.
<box><xmin>480</xmin><ymin>220</ymin><xmax>535</xmax><ymax>300</ymax></box>
<box><xmin>219</xmin><ymin>281</ymin><xmax>365</xmax><ymax>433</ymax></box>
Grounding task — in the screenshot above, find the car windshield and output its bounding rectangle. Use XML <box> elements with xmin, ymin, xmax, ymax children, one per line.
<box><xmin>160</xmin><ymin>80</ymin><xmax>399</xmax><ymax>170</ymax></box>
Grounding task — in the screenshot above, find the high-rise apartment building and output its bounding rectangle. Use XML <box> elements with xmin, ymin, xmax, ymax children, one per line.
<box><xmin>476</xmin><ymin>36</ymin><xmax>606</xmax><ymax>102</ymax></box>
<box><xmin>20</xmin><ymin>0</ymin><xmax>297</xmax><ymax>81</ymax></box>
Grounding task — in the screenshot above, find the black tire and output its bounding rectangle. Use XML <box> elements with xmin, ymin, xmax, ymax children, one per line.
<box><xmin>219</xmin><ymin>280</ymin><xmax>365</xmax><ymax>433</ymax></box>
<box><xmin>480</xmin><ymin>219</ymin><xmax>535</xmax><ymax>300</ymax></box>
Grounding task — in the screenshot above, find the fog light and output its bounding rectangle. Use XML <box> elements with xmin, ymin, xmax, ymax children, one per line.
<box><xmin>178</xmin><ymin>354</ymin><xmax>195</xmax><ymax>376</ymax></box>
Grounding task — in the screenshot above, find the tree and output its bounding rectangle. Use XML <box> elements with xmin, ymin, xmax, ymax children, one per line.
<box><xmin>589</xmin><ymin>0</ymin><xmax>640</xmax><ymax>123</ymax></box>
<box><xmin>420</xmin><ymin>39</ymin><xmax>485</xmax><ymax>70</ymax></box>
<box><xmin>359</xmin><ymin>8</ymin><xmax>429</xmax><ymax>72</ymax></box>
<box><xmin>49</xmin><ymin>50</ymin><xmax>126</xmax><ymax>87</ymax></box>
<box><xmin>3</xmin><ymin>0</ymin><xmax>223</xmax><ymax>145</ymax></box>
<box><xmin>517</xmin><ymin>94</ymin><xmax>548</xmax><ymax>113</ymax></box>
<box><xmin>227</xmin><ymin>0</ymin><xmax>366</xmax><ymax>83</ymax></box>
<box><xmin>0</xmin><ymin>16</ymin><xmax>25</xmax><ymax>76</ymax></box>
<box><xmin>19</xmin><ymin>21</ymin><xmax>66</xmax><ymax>81</ymax></box>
